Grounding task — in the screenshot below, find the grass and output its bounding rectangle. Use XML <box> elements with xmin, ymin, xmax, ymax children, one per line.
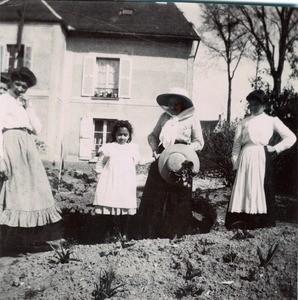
<box><xmin>257</xmin><ymin>243</ymin><xmax>279</xmax><ymax>267</ymax></box>
<box><xmin>92</xmin><ymin>267</ymin><xmax>126</xmax><ymax>300</ymax></box>
<box><xmin>48</xmin><ymin>239</ymin><xmax>78</xmax><ymax>264</ymax></box>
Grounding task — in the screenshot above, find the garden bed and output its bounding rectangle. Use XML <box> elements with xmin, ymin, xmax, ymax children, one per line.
<box><xmin>0</xmin><ymin>161</ymin><xmax>296</xmax><ymax>299</ymax></box>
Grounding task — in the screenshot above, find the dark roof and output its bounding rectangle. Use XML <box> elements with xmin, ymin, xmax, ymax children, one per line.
<box><xmin>0</xmin><ymin>0</ymin><xmax>61</xmax><ymax>23</ymax></box>
<box><xmin>0</xmin><ymin>1</ymin><xmax>200</xmax><ymax>40</ymax></box>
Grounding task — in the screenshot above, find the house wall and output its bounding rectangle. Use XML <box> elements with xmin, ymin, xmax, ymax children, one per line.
<box><xmin>64</xmin><ymin>35</ymin><xmax>196</xmax><ymax>161</ymax></box>
<box><xmin>0</xmin><ymin>23</ymin><xmax>66</xmax><ymax>161</ymax></box>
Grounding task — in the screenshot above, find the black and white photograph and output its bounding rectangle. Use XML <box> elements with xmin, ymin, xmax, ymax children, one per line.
<box><xmin>0</xmin><ymin>0</ymin><xmax>297</xmax><ymax>299</ymax></box>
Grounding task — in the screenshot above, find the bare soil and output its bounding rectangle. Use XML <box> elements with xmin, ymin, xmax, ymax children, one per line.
<box><xmin>0</xmin><ymin>162</ymin><xmax>296</xmax><ymax>300</ymax></box>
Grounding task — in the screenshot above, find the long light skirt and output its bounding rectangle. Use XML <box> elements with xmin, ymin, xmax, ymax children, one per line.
<box><xmin>228</xmin><ymin>144</ymin><xmax>267</xmax><ymax>214</ymax></box>
<box><xmin>0</xmin><ymin>130</ymin><xmax>61</xmax><ymax>227</ymax></box>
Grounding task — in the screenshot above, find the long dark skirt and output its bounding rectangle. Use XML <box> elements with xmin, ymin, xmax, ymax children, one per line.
<box><xmin>138</xmin><ymin>160</ymin><xmax>193</xmax><ymax>239</ymax></box>
<box><xmin>225</xmin><ymin>146</ymin><xmax>275</xmax><ymax>230</ymax></box>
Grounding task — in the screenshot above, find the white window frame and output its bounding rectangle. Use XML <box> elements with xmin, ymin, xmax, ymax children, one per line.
<box><xmin>93</xmin><ymin>119</ymin><xmax>116</xmax><ymax>156</ymax></box>
<box><xmin>81</xmin><ymin>53</ymin><xmax>132</xmax><ymax>99</ymax></box>
<box><xmin>95</xmin><ymin>57</ymin><xmax>120</xmax><ymax>98</ymax></box>
<box><xmin>0</xmin><ymin>44</ymin><xmax>33</xmax><ymax>73</ymax></box>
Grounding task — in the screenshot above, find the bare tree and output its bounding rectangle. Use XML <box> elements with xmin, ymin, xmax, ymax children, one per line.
<box><xmin>200</xmin><ymin>4</ymin><xmax>248</xmax><ymax>123</ymax></box>
<box><xmin>237</xmin><ymin>6</ymin><xmax>298</xmax><ymax>96</ymax></box>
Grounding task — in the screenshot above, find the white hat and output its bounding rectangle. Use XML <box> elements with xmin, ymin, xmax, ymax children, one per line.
<box><xmin>156</xmin><ymin>87</ymin><xmax>193</xmax><ymax>109</ymax></box>
<box><xmin>158</xmin><ymin>144</ymin><xmax>200</xmax><ymax>185</ymax></box>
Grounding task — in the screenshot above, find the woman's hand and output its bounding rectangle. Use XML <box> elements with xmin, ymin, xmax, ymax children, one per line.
<box><xmin>19</xmin><ymin>95</ymin><xmax>31</xmax><ymax>109</ymax></box>
<box><xmin>266</xmin><ymin>145</ymin><xmax>276</xmax><ymax>153</ymax></box>
<box><xmin>152</xmin><ymin>151</ymin><xmax>160</xmax><ymax>160</ymax></box>
<box><xmin>0</xmin><ymin>158</ymin><xmax>8</xmax><ymax>181</ymax></box>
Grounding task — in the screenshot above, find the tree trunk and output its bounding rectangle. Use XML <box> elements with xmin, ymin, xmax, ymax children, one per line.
<box><xmin>273</xmin><ymin>74</ymin><xmax>282</xmax><ymax>97</ymax></box>
<box><xmin>227</xmin><ymin>63</ymin><xmax>232</xmax><ymax>124</ymax></box>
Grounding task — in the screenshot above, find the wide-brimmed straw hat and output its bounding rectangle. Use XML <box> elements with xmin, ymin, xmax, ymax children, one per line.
<box><xmin>158</xmin><ymin>144</ymin><xmax>200</xmax><ymax>185</ymax></box>
<box><xmin>156</xmin><ymin>87</ymin><xmax>193</xmax><ymax>109</ymax></box>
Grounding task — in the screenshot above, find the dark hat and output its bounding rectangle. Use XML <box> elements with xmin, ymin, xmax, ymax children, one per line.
<box><xmin>246</xmin><ymin>90</ymin><xmax>267</xmax><ymax>105</ymax></box>
<box><xmin>10</xmin><ymin>67</ymin><xmax>37</xmax><ymax>88</ymax></box>
<box><xmin>156</xmin><ymin>87</ymin><xmax>193</xmax><ymax>109</ymax></box>
<box><xmin>158</xmin><ymin>144</ymin><xmax>200</xmax><ymax>185</ymax></box>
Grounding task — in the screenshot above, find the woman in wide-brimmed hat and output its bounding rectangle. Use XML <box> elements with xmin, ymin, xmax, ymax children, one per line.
<box><xmin>0</xmin><ymin>67</ymin><xmax>61</xmax><ymax>246</ymax></box>
<box><xmin>138</xmin><ymin>87</ymin><xmax>204</xmax><ymax>238</ymax></box>
<box><xmin>225</xmin><ymin>90</ymin><xmax>296</xmax><ymax>230</ymax></box>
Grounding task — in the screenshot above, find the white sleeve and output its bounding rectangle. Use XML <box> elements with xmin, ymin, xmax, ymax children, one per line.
<box><xmin>273</xmin><ymin>117</ymin><xmax>297</xmax><ymax>154</ymax></box>
<box><xmin>26</xmin><ymin>102</ymin><xmax>42</xmax><ymax>135</ymax></box>
<box><xmin>95</xmin><ymin>144</ymin><xmax>109</xmax><ymax>173</ymax></box>
<box><xmin>190</xmin><ymin>116</ymin><xmax>204</xmax><ymax>152</ymax></box>
<box><xmin>95</xmin><ymin>152</ymin><xmax>106</xmax><ymax>174</ymax></box>
<box><xmin>231</xmin><ymin>123</ymin><xmax>242</xmax><ymax>170</ymax></box>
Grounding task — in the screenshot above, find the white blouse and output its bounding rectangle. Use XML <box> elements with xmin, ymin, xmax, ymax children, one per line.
<box><xmin>148</xmin><ymin>108</ymin><xmax>204</xmax><ymax>152</ymax></box>
<box><xmin>231</xmin><ymin>113</ymin><xmax>296</xmax><ymax>169</ymax></box>
<box><xmin>0</xmin><ymin>93</ymin><xmax>41</xmax><ymax>157</ymax></box>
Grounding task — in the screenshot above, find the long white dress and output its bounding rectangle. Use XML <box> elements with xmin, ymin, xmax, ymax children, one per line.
<box><xmin>228</xmin><ymin>113</ymin><xmax>296</xmax><ymax>214</ymax></box>
<box><xmin>93</xmin><ymin>142</ymin><xmax>139</xmax><ymax>215</ymax></box>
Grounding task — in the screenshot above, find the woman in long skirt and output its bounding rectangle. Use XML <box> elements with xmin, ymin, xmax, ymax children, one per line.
<box><xmin>138</xmin><ymin>87</ymin><xmax>204</xmax><ymax>238</ymax></box>
<box><xmin>225</xmin><ymin>90</ymin><xmax>296</xmax><ymax>230</ymax></box>
<box><xmin>0</xmin><ymin>67</ymin><xmax>61</xmax><ymax>246</ymax></box>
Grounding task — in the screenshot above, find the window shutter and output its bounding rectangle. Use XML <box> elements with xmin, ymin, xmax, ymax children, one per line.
<box><xmin>82</xmin><ymin>56</ymin><xmax>96</xmax><ymax>96</ymax></box>
<box><xmin>24</xmin><ymin>46</ymin><xmax>32</xmax><ymax>69</ymax></box>
<box><xmin>79</xmin><ymin>117</ymin><xmax>94</xmax><ymax>160</ymax></box>
<box><xmin>119</xmin><ymin>57</ymin><xmax>132</xmax><ymax>98</ymax></box>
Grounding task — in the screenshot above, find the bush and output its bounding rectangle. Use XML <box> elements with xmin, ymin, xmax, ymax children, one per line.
<box><xmin>200</xmin><ymin>121</ymin><xmax>236</xmax><ymax>187</ymax></box>
<box><xmin>265</xmin><ymin>87</ymin><xmax>298</xmax><ymax>196</ymax></box>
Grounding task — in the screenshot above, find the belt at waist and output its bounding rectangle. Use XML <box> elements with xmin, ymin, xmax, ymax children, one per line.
<box><xmin>2</xmin><ymin>127</ymin><xmax>32</xmax><ymax>134</ymax></box>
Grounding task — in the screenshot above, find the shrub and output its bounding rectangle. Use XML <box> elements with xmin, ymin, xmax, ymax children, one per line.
<box><xmin>266</xmin><ymin>87</ymin><xmax>298</xmax><ymax>196</ymax></box>
<box><xmin>200</xmin><ymin>121</ymin><xmax>236</xmax><ymax>187</ymax></box>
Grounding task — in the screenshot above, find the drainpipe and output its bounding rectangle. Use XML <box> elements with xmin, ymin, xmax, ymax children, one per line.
<box><xmin>11</xmin><ymin>0</ymin><xmax>26</xmax><ymax>70</ymax></box>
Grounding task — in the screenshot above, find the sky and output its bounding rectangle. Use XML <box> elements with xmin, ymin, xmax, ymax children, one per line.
<box><xmin>175</xmin><ymin>2</ymin><xmax>297</xmax><ymax>121</ymax></box>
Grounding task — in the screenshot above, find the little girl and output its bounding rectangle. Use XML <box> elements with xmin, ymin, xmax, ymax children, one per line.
<box><xmin>93</xmin><ymin>120</ymin><xmax>139</xmax><ymax>238</ymax></box>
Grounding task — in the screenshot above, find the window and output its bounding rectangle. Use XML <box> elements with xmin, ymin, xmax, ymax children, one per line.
<box><xmin>119</xmin><ymin>8</ymin><xmax>134</xmax><ymax>15</ymax></box>
<box><xmin>82</xmin><ymin>55</ymin><xmax>132</xmax><ymax>99</ymax></box>
<box><xmin>93</xmin><ymin>119</ymin><xmax>116</xmax><ymax>155</ymax></box>
<box><xmin>0</xmin><ymin>44</ymin><xmax>32</xmax><ymax>74</ymax></box>
<box><xmin>79</xmin><ymin>117</ymin><xmax>118</xmax><ymax>160</ymax></box>
<box><xmin>95</xmin><ymin>58</ymin><xmax>119</xmax><ymax>98</ymax></box>
<box><xmin>7</xmin><ymin>44</ymin><xmax>25</xmax><ymax>71</ymax></box>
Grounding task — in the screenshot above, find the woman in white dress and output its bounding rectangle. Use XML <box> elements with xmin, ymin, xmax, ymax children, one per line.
<box><xmin>93</xmin><ymin>120</ymin><xmax>139</xmax><ymax>238</ymax></box>
<box><xmin>225</xmin><ymin>90</ymin><xmax>296</xmax><ymax>230</ymax></box>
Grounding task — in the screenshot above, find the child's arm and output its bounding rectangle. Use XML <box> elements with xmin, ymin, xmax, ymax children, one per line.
<box><xmin>94</xmin><ymin>152</ymin><xmax>107</xmax><ymax>175</ymax></box>
<box><xmin>131</xmin><ymin>143</ymin><xmax>140</xmax><ymax>166</ymax></box>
